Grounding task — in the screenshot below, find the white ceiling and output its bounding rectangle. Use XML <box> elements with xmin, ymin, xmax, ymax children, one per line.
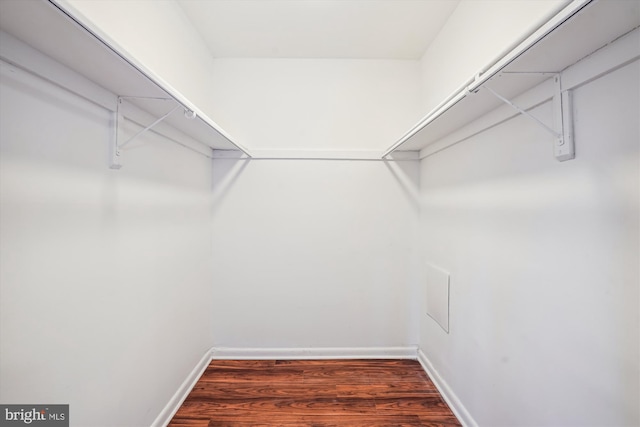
<box><xmin>176</xmin><ymin>0</ymin><xmax>460</xmax><ymax>59</ymax></box>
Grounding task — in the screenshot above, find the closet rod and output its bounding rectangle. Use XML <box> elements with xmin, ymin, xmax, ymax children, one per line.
<box><xmin>47</xmin><ymin>0</ymin><xmax>252</xmax><ymax>158</ymax></box>
<box><xmin>381</xmin><ymin>0</ymin><xmax>593</xmax><ymax>159</ymax></box>
<box><xmin>0</xmin><ymin>57</ymin><xmax>214</xmax><ymax>160</ymax></box>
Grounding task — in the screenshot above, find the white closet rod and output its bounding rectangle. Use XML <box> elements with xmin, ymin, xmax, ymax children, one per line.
<box><xmin>47</xmin><ymin>0</ymin><xmax>252</xmax><ymax>158</ymax></box>
<box><xmin>382</xmin><ymin>0</ymin><xmax>593</xmax><ymax>159</ymax></box>
<box><xmin>0</xmin><ymin>57</ymin><xmax>215</xmax><ymax>160</ymax></box>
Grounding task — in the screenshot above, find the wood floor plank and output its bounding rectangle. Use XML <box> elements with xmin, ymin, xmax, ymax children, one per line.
<box><xmin>301</xmin><ymin>366</ymin><xmax>429</xmax><ymax>385</ymax></box>
<box><xmin>169</xmin><ymin>359</ymin><xmax>461</xmax><ymax>426</ymax></box>
<box><xmin>208</xmin><ymin>360</ymin><xmax>277</xmax><ymax>369</ymax></box>
<box><xmin>187</xmin><ymin>382</ymin><xmax>338</xmax><ymax>399</ymax></box>
<box><xmin>274</xmin><ymin>359</ymin><xmax>419</xmax><ymax>367</ymax></box>
<box><xmin>199</xmin><ymin>367</ymin><xmax>305</xmax><ymax>383</ymax></box>
<box><xmin>177</xmin><ymin>398</ymin><xmax>376</xmax><ymax>416</ymax></box>
<box><xmin>417</xmin><ymin>415</ymin><xmax>465</xmax><ymax>427</ymax></box>
<box><xmin>336</xmin><ymin>383</ymin><xmax>439</xmax><ymax>399</ymax></box>
<box><xmin>204</xmin><ymin>414</ymin><xmax>424</xmax><ymax>426</ymax></box>
<box><xmin>375</xmin><ymin>397</ymin><xmax>453</xmax><ymax>415</ymax></box>
<box><xmin>167</xmin><ymin>419</ymin><xmax>210</xmax><ymax>427</ymax></box>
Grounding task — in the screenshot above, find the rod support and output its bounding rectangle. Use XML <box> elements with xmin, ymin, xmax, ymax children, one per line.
<box><xmin>109</xmin><ymin>96</ymin><xmax>181</xmax><ymax>169</ymax></box>
<box><xmin>482</xmin><ymin>73</ymin><xmax>574</xmax><ymax>162</ymax></box>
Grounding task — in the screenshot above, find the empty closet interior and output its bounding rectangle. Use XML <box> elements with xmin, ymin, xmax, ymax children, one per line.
<box><xmin>0</xmin><ymin>0</ymin><xmax>638</xmax><ymax>426</ymax></box>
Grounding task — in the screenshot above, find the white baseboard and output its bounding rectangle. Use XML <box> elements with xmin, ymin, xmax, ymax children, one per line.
<box><xmin>210</xmin><ymin>346</ymin><xmax>418</xmax><ymax>360</ymax></box>
<box><xmin>417</xmin><ymin>348</ymin><xmax>478</xmax><ymax>427</ymax></box>
<box><xmin>151</xmin><ymin>347</ymin><xmax>213</xmax><ymax>427</ymax></box>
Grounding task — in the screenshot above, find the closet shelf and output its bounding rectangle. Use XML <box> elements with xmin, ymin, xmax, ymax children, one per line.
<box><xmin>383</xmin><ymin>0</ymin><xmax>640</xmax><ymax>159</ymax></box>
<box><xmin>0</xmin><ymin>0</ymin><xmax>250</xmax><ymax>161</ymax></box>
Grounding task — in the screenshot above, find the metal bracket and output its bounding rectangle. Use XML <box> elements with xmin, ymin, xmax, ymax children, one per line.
<box><xmin>483</xmin><ymin>73</ymin><xmax>574</xmax><ymax>162</ymax></box>
<box><xmin>552</xmin><ymin>75</ymin><xmax>574</xmax><ymax>161</ymax></box>
<box><xmin>109</xmin><ymin>96</ymin><xmax>189</xmax><ymax>169</ymax></box>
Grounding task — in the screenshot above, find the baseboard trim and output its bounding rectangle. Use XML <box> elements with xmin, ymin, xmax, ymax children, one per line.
<box><xmin>151</xmin><ymin>347</ymin><xmax>213</xmax><ymax>427</ymax></box>
<box><xmin>417</xmin><ymin>348</ymin><xmax>478</xmax><ymax>427</ymax></box>
<box><xmin>210</xmin><ymin>346</ymin><xmax>418</xmax><ymax>360</ymax></box>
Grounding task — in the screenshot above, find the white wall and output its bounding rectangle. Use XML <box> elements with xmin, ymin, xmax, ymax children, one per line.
<box><xmin>418</xmin><ymin>57</ymin><xmax>639</xmax><ymax>426</ymax></box>
<box><xmin>63</xmin><ymin>0</ymin><xmax>216</xmax><ymax>117</ymax></box>
<box><xmin>0</xmin><ymin>59</ymin><xmax>214</xmax><ymax>426</ymax></box>
<box><xmin>419</xmin><ymin>0</ymin><xmax>568</xmax><ymax>113</ymax></box>
<box><xmin>209</xmin><ymin>158</ymin><xmax>421</xmax><ymax>350</ymax></box>
<box><xmin>208</xmin><ymin>59</ymin><xmax>423</xmax><ymax>153</ymax></box>
<box><xmin>3</xmin><ymin>3</ymin><xmax>637</xmax><ymax>426</ymax></box>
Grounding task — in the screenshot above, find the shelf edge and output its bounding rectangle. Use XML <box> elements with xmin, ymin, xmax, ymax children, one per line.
<box><xmin>418</xmin><ymin>27</ymin><xmax>640</xmax><ymax>160</ymax></box>
<box><xmin>48</xmin><ymin>0</ymin><xmax>252</xmax><ymax>158</ymax></box>
<box><xmin>382</xmin><ymin>0</ymin><xmax>594</xmax><ymax>159</ymax></box>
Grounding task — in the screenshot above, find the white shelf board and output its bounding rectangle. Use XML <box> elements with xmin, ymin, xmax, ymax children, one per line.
<box><xmin>390</xmin><ymin>0</ymin><xmax>640</xmax><ymax>154</ymax></box>
<box><xmin>0</xmin><ymin>0</ymin><xmax>247</xmax><ymax>154</ymax></box>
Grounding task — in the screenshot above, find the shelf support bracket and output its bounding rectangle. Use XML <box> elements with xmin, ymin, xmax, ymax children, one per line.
<box><xmin>552</xmin><ymin>75</ymin><xmax>575</xmax><ymax>161</ymax></box>
<box><xmin>483</xmin><ymin>74</ymin><xmax>574</xmax><ymax>161</ymax></box>
<box><xmin>109</xmin><ymin>96</ymin><xmax>185</xmax><ymax>169</ymax></box>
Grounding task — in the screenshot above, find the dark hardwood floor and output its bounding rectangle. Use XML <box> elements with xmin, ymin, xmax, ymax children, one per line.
<box><xmin>169</xmin><ymin>359</ymin><xmax>461</xmax><ymax>426</ymax></box>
